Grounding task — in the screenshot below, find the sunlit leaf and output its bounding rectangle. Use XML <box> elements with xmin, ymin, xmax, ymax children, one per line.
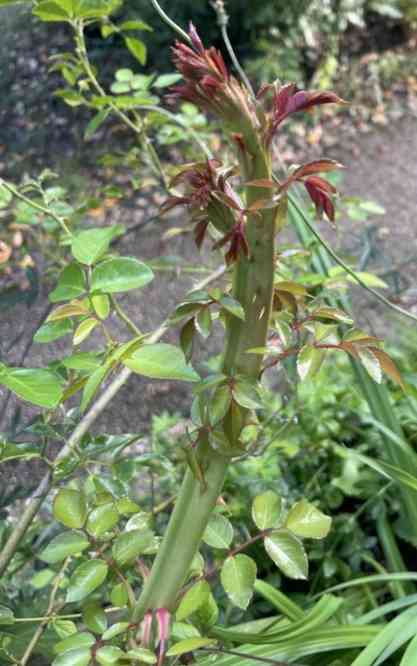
<box><xmin>91</xmin><ymin>257</ymin><xmax>154</xmax><ymax>293</ymax></box>
<box><xmin>203</xmin><ymin>513</ymin><xmax>233</xmax><ymax>549</ymax></box>
<box><xmin>252</xmin><ymin>491</ymin><xmax>282</xmax><ymax>530</ymax></box>
<box><xmin>221</xmin><ymin>555</ymin><xmax>257</xmax><ymax>610</ymax></box>
<box><xmin>123</xmin><ymin>343</ymin><xmax>199</xmax><ymax>382</ymax></box>
<box><xmin>53</xmin><ymin>489</ymin><xmax>87</xmax><ymax>529</ymax></box>
<box><xmin>285</xmin><ymin>499</ymin><xmax>331</xmax><ymax>539</ymax></box>
<box><xmin>264</xmin><ymin>529</ymin><xmax>308</xmax><ymax>579</ymax></box>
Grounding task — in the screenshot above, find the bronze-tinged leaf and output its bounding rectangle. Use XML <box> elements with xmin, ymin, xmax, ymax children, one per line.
<box><xmin>48</xmin><ymin>301</ymin><xmax>89</xmax><ymax>321</ymax></box>
<box><xmin>339</xmin><ymin>341</ymin><xmax>359</xmax><ymax>358</ymax></box>
<box><xmin>293</xmin><ymin>160</ymin><xmax>344</xmax><ymax>179</ymax></box>
<box><xmin>274</xmin><ymin>281</ymin><xmax>307</xmax><ymax>297</ymax></box>
<box><xmin>369</xmin><ymin>347</ymin><xmax>405</xmax><ymax>390</ymax></box>
<box><xmin>275</xmin><ymin>290</ymin><xmax>298</xmax><ymax>314</ymax></box>
<box><xmin>304</xmin><ymin>175</ymin><xmax>337</xmax><ymax>193</ymax></box>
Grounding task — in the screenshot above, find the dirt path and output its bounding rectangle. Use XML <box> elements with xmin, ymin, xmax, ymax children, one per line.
<box><xmin>328</xmin><ymin>114</ymin><xmax>417</xmax><ymax>333</ymax></box>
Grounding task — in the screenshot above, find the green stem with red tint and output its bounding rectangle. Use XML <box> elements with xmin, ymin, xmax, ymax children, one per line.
<box><xmin>132</xmin><ymin>134</ymin><xmax>280</xmax><ymax>621</ymax></box>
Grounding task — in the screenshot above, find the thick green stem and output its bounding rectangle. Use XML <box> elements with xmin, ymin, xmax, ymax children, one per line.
<box><xmin>132</xmin><ymin>439</ymin><xmax>227</xmax><ymax>619</ymax></box>
<box><xmin>132</xmin><ymin>142</ymin><xmax>277</xmax><ymax>621</ymax></box>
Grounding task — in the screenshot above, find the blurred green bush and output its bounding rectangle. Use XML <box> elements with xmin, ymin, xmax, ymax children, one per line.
<box><xmin>117</xmin><ymin>0</ymin><xmax>414</xmax><ymax>81</ymax></box>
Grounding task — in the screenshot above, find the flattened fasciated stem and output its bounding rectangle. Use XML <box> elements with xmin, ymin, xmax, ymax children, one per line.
<box><xmin>132</xmin><ymin>137</ymin><xmax>280</xmax><ymax>621</ymax></box>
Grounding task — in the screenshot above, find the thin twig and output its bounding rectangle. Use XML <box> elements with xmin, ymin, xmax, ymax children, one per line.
<box><xmin>289</xmin><ymin>194</ymin><xmax>417</xmax><ymax>324</ymax></box>
<box><xmin>211</xmin><ymin>0</ymin><xmax>256</xmax><ymax>98</ymax></box>
<box><xmin>0</xmin><ymin>266</ymin><xmax>226</xmax><ymax>577</ymax></box>
<box><xmin>112</xmin><ymin>214</ymin><xmax>160</xmax><ymax>244</ymax></box>
<box><xmin>73</xmin><ymin>21</ymin><xmax>168</xmax><ymax>189</ymax></box>
<box><xmin>20</xmin><ymin>558</ymin><xmax>70</xmax><ymax>666</ymax></box>
<box><xmin>148</xmin><ymin>0</ymin><xmax>191</xmax><ymax>43</ymax></box>
<box><xmin>110</xmin><ymin>295</ymin><xmax>142</xmax><ymax>337</ymax></box>
<box><xmin>0</xmin><ymin>180</ymin><xmax>71</xmax><ymax>235</ymax></box>
<box><xmin>136</xmin><ymin>105</ymin><xmax>213</xmax><ymax>159</ymax></box>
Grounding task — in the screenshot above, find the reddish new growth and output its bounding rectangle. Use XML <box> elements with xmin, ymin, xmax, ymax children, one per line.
<box><xmin>213</xmin><ymin>217</ymin><xmax>250</xmax><ymax>265</ymax></box>
<box><xmin>161</xmin><ymin>159</ymin><xmax>249</xmax><ymax>262</ymax></box>
<box><xmin>284</xmin><ymin>159</ymin><xmax>343</xmax><ymax>223</ymax></box>
<box><xmin>265</xmin><ymin>82</ymin><xmax>347</xmax><ymax>145</ymax></box>
<box><xmin>168</xmin><ymin>23</ymin><xmax>257</xmax><ymax>129</ymax></box>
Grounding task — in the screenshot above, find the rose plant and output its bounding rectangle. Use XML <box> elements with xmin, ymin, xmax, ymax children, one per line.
<box><xmin>0</xmin><ymin>2</ymin><xmax>415</xmax><ymax>666</ymax></box>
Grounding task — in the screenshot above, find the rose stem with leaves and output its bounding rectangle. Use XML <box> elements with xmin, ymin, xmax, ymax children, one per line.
<box><xmin>132</xmin><ymin>27</ymin><xmax>285</xmax><ymax>622</ymax></box>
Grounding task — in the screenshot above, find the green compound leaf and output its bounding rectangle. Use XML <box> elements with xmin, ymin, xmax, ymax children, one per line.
<box><xmin>91</xmin><ymin>294</ymin><xmax>110</xmax><ymax>320</ymax></box>
<box><xmin>209</xmin><ymin>384</ymin><xmax>232</xmax><ymax>425</ymax></box>
<box><xmin>110</xmin><ymin>583</ymin><xmax>128</xmax><ymax>608</ymax></box>
<box><xmin>73</xmin><ymin>318</ymin><xmax>98</xmax><ymax>346</ymax></box>
<box><xmin>0</xmin><ymin>605</ymin><xmax>15</xmax><ymax>626</ymax></box>
<box><xmin>153</xmin><ymin>73</ymin><xmax>182</xmax><ymax>88</ymax></box>
<box><xmin>91</xmin><ymin>257</ymin><xmax>154</xmax><ymax>294</ymax></box>
<box><xmin>39</xmin><ymin>531</ymin><xmax>89</xmax><ymax>563</ymax></box>
<box><xmin>264</xmin><ymin>529</ymin><xmax>308</xmax><ymax>580</ymax></box>
<box><xmin>53</xmin><ymin>489</ymin><xmax>88</xmax><ymax>529</ymax></box>
<box><xmin>357</xmin><ymin>347</ymin><xmax>382</xmax><ymax>383</ymax></box>
<box><xmin>297</xmin><ymin>345</ymin><xmax>324</xmax><ymax>381</ymax></box>
<box><xmin>285</xmin><ymin>499</ymin><xmax>332</xmax><ymax>539</ymax></box>
<box><xmin>52</xmin><ymin>619</ymin><xmax>77</xmax><ymax>639</ymax></box>
<box><xmin>54</xmin><ymin>632</ymin><xmax>95</xmax><ymax>655</ymax></box>
<box><xmin>33</xmin><ymin>1</ymin><xmax>71</xmax><ymax>22</ymax></box>
<box><xmin>220</xmin><ymin>554</ymin><xmax>257</xmax><ymax>610</ymax></box>
<box><xmin>124</xmin><ymin>36</ymin><xmax>147</xmax><ymax>65</ymax></box>
<box><xmin>0</xmin><ymin>442</ymin><xmax>41</xmax><ymax>463</ymax></box>
<box><xmin>218</xmin><ymin>294</ymin><xmax>245</xmax><ymax>320</ymax></box>
<box><xmin>252</xmin><ymin>491</ymin><xmax>282</xmax><ymax>530</ymax></box>
<box><xmin>232</xmin><ymin>379</ymin><xmax>262</xmax><ymax>409</ymax></box>
<box><xmin>123</xmin><ymin>343</ymin><xmax>200</xmax><ymax>382</ymax></box>
<box><xmin>102</xmin><ymin>622</ymin><xmax>130</xmax><ymax>640</ymax></box>
<box><xmin>31</xmin><ymin>569</ymin><xmax>55</xmax><ymax>589</ymax></box>
<box><xmin>66</xmin><ymin>560</ymin><xmax>108</xmax><ymax>603</ymax></box>
<box><xmin>126</xmin><ymin>648</ymin><xmax>157</xmax><ymax>663</ymax></box>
